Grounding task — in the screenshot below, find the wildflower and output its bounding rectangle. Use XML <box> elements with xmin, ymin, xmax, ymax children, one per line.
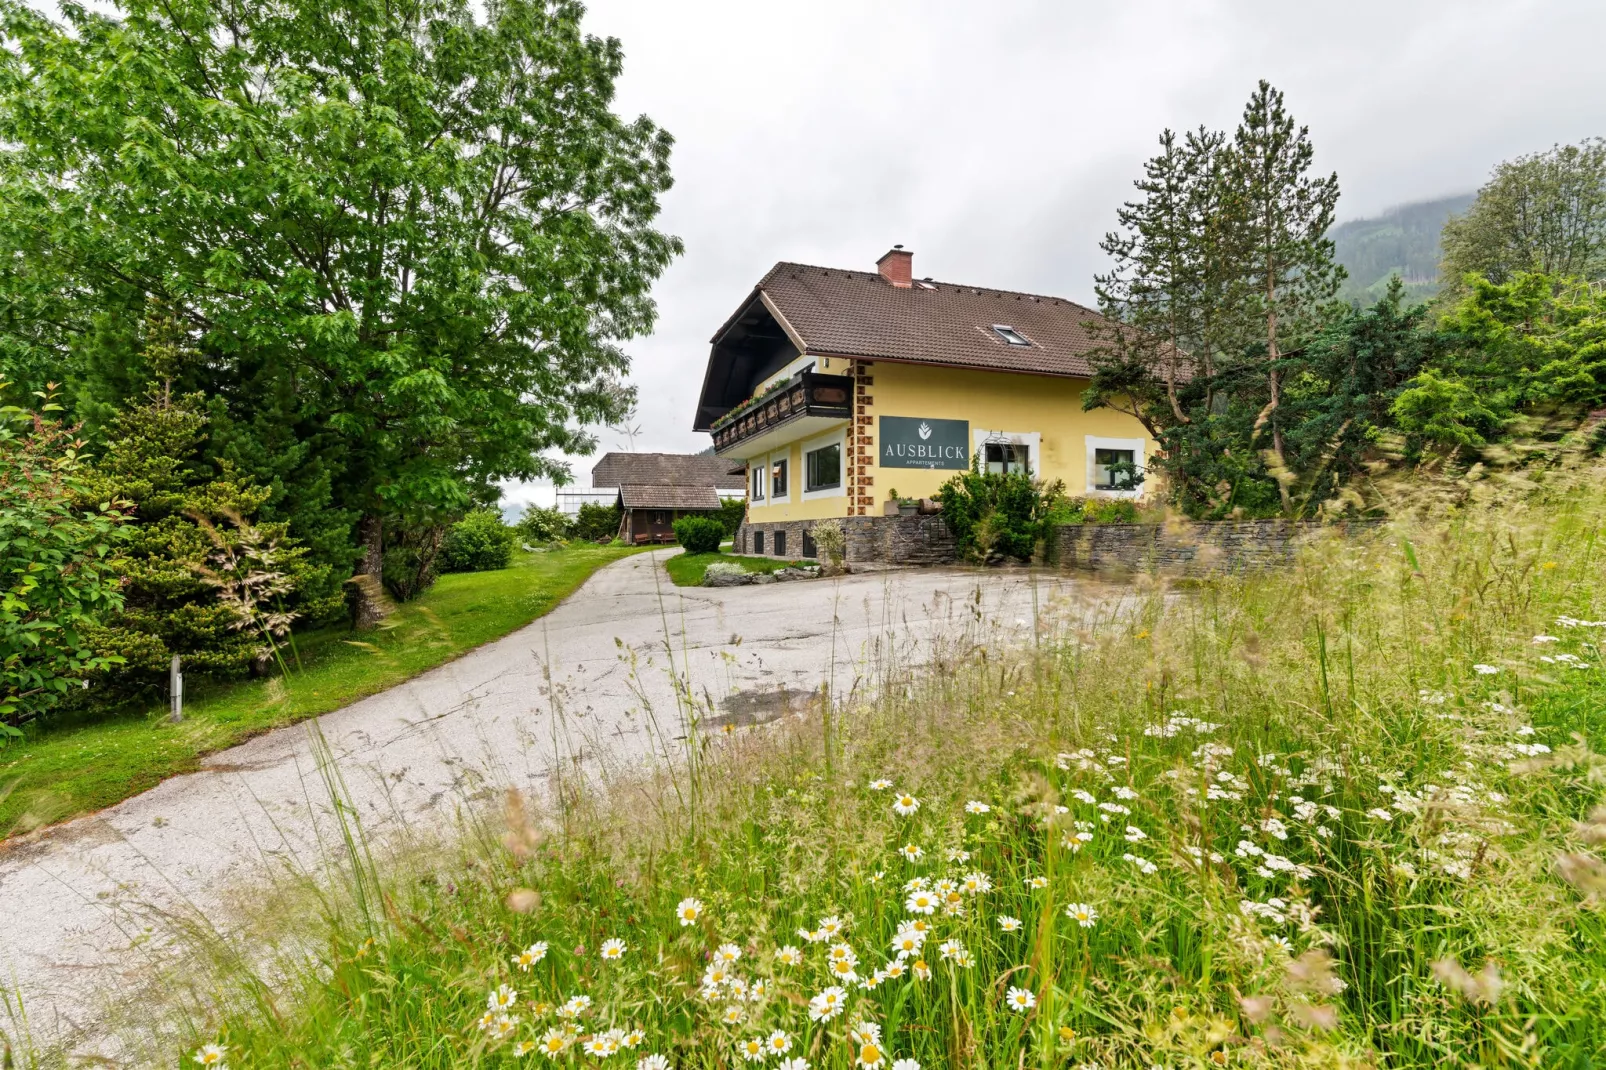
<box><xmin>818</xmin><ymin>915</ymin><xmax>846</xmax><ymax>939</ymax></box>
<box><xmin>905</xmin><ymin>889</ymin><xmax>938</xmax><ymax>915</ymax></box>
<box><xmin>728</xmin><ymin>978</ymin><xmax>750</xmax><ymax>1002</ymax></box>
<box><xmin>937</xmin><ymin>938</ymin><xmax>965</xmax><ymax>961</ymax></box>
<box><xmin>940</xmin><ymin>890</ymin><xmax>965</xmax><ymax>916</ymax></box>
<box><xmin>560</xmin><ymin>994</ymin><xmax>592</xmax><ymax>1019</ymax></box>
<box><xmin>1473</xmin><ymin>664</ymin><xmax>1499</xmax><ymax>675</ymax></box>
<box><xmin>515</xmin><ymin>1040</ymin><xmax>538</xmax><ymax>1056</ymax></box>
<box><xmin>776</xmin><ymin>944</ymin><xmax>803</xmax><ymax>966</ymax></box>
<box><xmin>1006</xmin><ymin>986</ymin><xmax>1037</xmax><ymax>1013</ymax></box>
<box><xmin>600</xmin><ymin>938</ymin><xmax>627</xmax><ymax>961</ymax></box>
<box><xmin>1123</xmin><ymin>825</ymin><xmax>1147</xmax><ymax>843</ymax></box>
<box><xmin>1112</xmin><ymin>785</ymin><xmax>1139</xmax><ymax>801</ymax></box>
<box><xmin>677</xmin><ymin>897</ymin><xmax>705</xmax><ymax>926</ymax></box>
<box><xmin>515</xmin><ymin>942</ymin><xmax>549</xmax><ymax>971</ymax></box>
<box><xmin>892</xmin><ymin>1061</ymin><xmax>921</xmax><ymax>1070</ymax></box>
<box><xmin>898</xmin><ymin>843</ymin><xmax>924</xmax><ymax>862</ymax></box>
<box><xmin>848</xmin><ymin>1020</ymin><xmax>882</xmax><ymax>1046</ymax></box>
<box><xmin>1058</xmin><ymin>1026</ymin><xmax>1076</xmax><ymax>1043</ymax></box>
<box><xmin>829</xmin><ymin>958</ymin><xmax>860</xmax><ymax>981</ymax></box>
<box><xmin>1065</xmin><ymin>903</ymin><xmax>1098</xmax><ymax>928</ymax></box>
<box><xmin>951</xmin><ymin>948</ymin><xmax>975</xmax><ymax>968</ymax></box>
<box><xmin>715</xmin><ymin>942</ymin><xmax>743</xmax><ymax>964</ymax></box>
<box><xmin>1122</xmin><ymin>852</ymin><xmax>1159</xmax><ymax>875</ymax></box>
<box><xmin>883</xmin><ymin>959</ymin><xmax>907</xmax><ymax>979</ymax></box>
<box><xmin>797</xmin><ymin>927</ymin><xmax>824</xmax><ymax>943</ymax></box>
<box><xmin>808</xmin><ymin>986</ymin><xmax>847</xmax><ymax>1021</ymax></box>
<box><xmin>998</xmin><ymin>915</ymin><xmax>1023</xmax><ymax>932</ymax></box>
<box><xmin>1070</xmin><ymin>789</ymin><xmax>1098</xmax><ymax>805</ymax></box>
<box><xmin>622</xmin><ymin>1030</ymin><xmax>645</xmax><ymax>1049</ymax></box>
<box><xmin>740</xmin><ymin>1037</ymin><xmax>767</xmax><ymax>1062</ymax></box>
<box><xmin>767</xmin><ymin>1029</ymin><xmax>793</xmax><ymax>1055</ymax></box>
<box><xmin>722</xmin><ymin>1005</ymin><xmax>745</xmax><ymax>1025</ymax></box>
<box><xmin>960</xmin><ymin>871</ymin><xmax>993</xmax><ymax>895</ymax></box>
<box><xmin>778</xmin><ymin>1060</ymin><xmax>810</xmax><ymax>1070</ymax></box>
<box><xmin>1024</xmin><ymin>875</ymin><xmax>1049</xmax><ymax>889</ymax></box>
<box><xmin>890</xmin><ymin>927</ymin><xmax>925</xmax><ymax>958</ymax></box>
<box><xmin>492</xmin><ymin>1015</ymin><xmax>519</xmax><ymax>1041</ymax></box>
<box><xmin>489</xmin><ymin>984</ymin><xmax>519</xmax><ymax>1011</ymax></box>
<box><xmin>828</xmin><ymin>942</ymin><xmax>859</xmax><ymax>965</ymax></box>
<box><xmin>1533</xmin><ymin>635</ymin><xmax>1559</xmax><ymax>643</ymax></box>
<box><xmin>702</xmin><ymin>963</ymin><xmax>731</xmax><ymax>989</ymax></box>
<box><xmin>477</xmin><ymin>1011</ymin><xmax>497</xmax><ymax>1031</ymax></box>
<box><xmin>893</xmin><ymin>793</ymin><xmax>921</xmax><ymax>816</ymax></box>
<box><xmin>912</xmin><ymin>958</ymin><xmax>931</xmax><ymax>980</ymax></box>
<box><xmin>749</xmin><ymin>979</ymin><xmax>769</xmax><ymax>1002</ymax></box>
<box><xmin>638</xmin><ymin>1057</ymin><xmax>671</xmax><ymax>1070</ymax></box>
<box><xmin>1366</xmin><ymin>808</ymin><xmax>1393</xmax><ymax>821</ymax></box>
<box><xmin>583</xmin><ymin>1036</ymin><xmax>611</xmax><ymax>1058</ymax></box>
<box><xmin>538</xmin><ymin>1030</ymin><xmax>570</xmax><ymax>1057</ymax></box>
<box><xmin>944</xmin><ymin>847</ymin><xmax>971</xmax><ymax>863</ymax></box>
<box><xmin>870</xmin><ymin>778</ymin><xmax>893</xmax><ymax>790</ymax></box>
<box><xmin>193</xmin><ymin>1045</ymin><xmax>227</xmax><ymax>1068</ymax></box>
<box><xmin>856</xmin><ymin>1041</ymin><xmax>886</xmax><ymax>1067</ymax></box>
<box><xmin>965</xmin><ymin>800</ymin><xmax>991</xmax><ymax>814</ymax></box>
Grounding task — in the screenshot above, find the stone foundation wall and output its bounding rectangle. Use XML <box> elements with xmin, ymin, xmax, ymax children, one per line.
<box><xmin>732</xmin><ymin>515</ymin><xmax>1381</xmax><ymax>575</ymax></box>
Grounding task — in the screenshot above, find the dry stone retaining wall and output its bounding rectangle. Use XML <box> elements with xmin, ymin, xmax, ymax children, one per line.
<box><xmin>731</xmin><ymin>515</ymin><xmax>1381</xmax><ymax>575</ymax></box>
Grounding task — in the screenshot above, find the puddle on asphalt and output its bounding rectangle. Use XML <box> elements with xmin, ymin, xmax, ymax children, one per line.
<box><xmin>702</xmin><ymin>687</ymin><xmax>809</xmax><ymax>731</ymax></box>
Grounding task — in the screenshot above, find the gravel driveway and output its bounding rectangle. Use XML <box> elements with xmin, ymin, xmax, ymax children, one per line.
<box><xmin>0</xmin><ymin>551</ymin><xmax>1107</xmax><ymax>1057</ymax></box>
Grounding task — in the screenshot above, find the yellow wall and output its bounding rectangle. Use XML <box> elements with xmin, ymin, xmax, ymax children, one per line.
<box><xmin>744</xmin><ymin>426</ymin><xmax>852</xmax><ymax>523</ymax></box>
<box><xmin>744</xmin><ymin>360</ymin><xmax>1156</xmax><ymax>523</ymax></box>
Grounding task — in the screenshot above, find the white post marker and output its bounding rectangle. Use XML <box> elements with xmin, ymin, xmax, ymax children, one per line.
<box><xmin>169</xmin><ymin>654</ymin><xmax>183</xmax><ymax>724</ymax></box>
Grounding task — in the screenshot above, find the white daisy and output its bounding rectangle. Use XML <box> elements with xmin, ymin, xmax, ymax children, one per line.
<box><xmin>893</xmin><ymin>793</ymin><xmax>920</xmax><ymax>816</ymax></box>
<box><xmin>1065</xmin><ymin>902</ymin><xmax>1098</xmax><ymax>927</ymax></box>
<box><xmin>676</xmin><ymin>897</ymin><xmax>704</xmax><ymax>926</ymax></box>
<box><xmin>599</xmin><ymin>938</ymin><xmax>627</xmax><ymax>961</ymax></box>
<box><xmin>1006</xmin><ymin>986</ymin><xmax>1037</xmax><ymax>1012</ymax></box>
<box><xmin>997</xmin><ymin>915</ymin><xmax>1023</xmax><ymax>932</ymax></box>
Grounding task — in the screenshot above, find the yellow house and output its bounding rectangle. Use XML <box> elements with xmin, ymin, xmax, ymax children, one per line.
<box><xmin>693</xmin><ymin>247</ymin><xmax>1157</xmax><ymax>557</ymax></box>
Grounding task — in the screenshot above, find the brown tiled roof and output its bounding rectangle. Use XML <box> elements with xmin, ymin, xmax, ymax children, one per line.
<box><xmin>591</xmin><ymin>452</ymin><xmax>746</xmax><ymax>490</ymax></box>
<box><xmin>617</xmin><ymin>484</ymin><xmax>722</xmax><ymax>510</ymax></box>
<box><xmin>727</xmin><ymin>263</ymin><xmax>1116</xmax><ymax>378</ymax></box>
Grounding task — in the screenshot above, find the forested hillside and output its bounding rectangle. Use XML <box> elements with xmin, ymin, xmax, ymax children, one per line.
<box><xmin>1330</xmin><ymin>192</ymin><xmax>1474</xmax><ymax>303</ymax></box>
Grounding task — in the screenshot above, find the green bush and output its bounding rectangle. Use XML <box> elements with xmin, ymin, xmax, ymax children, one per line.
<box><xmin>572</xmin><ymin>501</ymin><xmax>622</xmax><ymax>542</ymax></box>
<box><xmin>936</xmin><ymin>461</ymin><xmax>1067</xmax><ymax>563</ymax></box>
<box><xmin>438</xmin><ymin>509</ymin><xmax>516</xmax><ymax>573</ymax></box>
<box><xmin>672</xmin><ymin>515</ymin><xmax>724</xmax><ymax>554</ymax></box>
<box><xmin>716</xmin><ymin>496</ymin><xmax>746</xmax><ymax>536</ymax></box>
<box><xmin>0</xmin><ymin>395</ymin><xmax>130</xmax><ymax>737</ymax></box>
<box><xmin>514</xmin><ymin>505</ymin><xmax>570</xmax><ymax>544</ymax></box>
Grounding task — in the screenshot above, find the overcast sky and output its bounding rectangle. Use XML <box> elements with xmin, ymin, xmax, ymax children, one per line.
<box><xmin>499</xmin><ymin>1</ymin><xmax>1604</xmax><ymax>504</ymax></box>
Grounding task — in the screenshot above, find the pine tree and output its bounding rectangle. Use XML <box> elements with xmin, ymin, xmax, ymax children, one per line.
<box><xmin>1224</xmin><ymin>81</ymin><xmax>1344</xmax><ymax>460</ymax></box>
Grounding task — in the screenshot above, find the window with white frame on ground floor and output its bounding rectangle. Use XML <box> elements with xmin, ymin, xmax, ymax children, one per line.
<box><xmin>1084</xmin><ymin>435</ymin><xmax>1146</xmax><ymax>495</ymax></box>
<box><xmin>749</xmin><ymin>462</ymin><xmax>765</xmax><ymax>501</ymax></box>
<box><xmin>983</xmin><ymin>441</ymin><xmax>1031</xmax><ymax>475</ymax></box>
<box><xmin>772</xmin><ymin>458</ymin><xmax>788</xmax><ymax>498</ymax></box>
<box><xmin>805</xmin><ymin>442</ymin><xmax>841</xmax><ymax>492</ymax></box>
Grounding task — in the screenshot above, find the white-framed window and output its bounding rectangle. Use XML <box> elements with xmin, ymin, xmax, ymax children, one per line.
<box><xmin>749</xmin><ymin>461</ymin><xmax>766</xmax><ymax>502</ymax></box>
<box><xmin>802</xmin><ymin>429</ymin><xmax>846</xmax><ymax>500</ymax></box>
<box><xmin>771</xmin><ymin>456</ymin><xmax>790</xmax><ymax>502</ymax></box>
<box><xmin>972</xmin><ymin>430</ymin><xmax>1041</xmax><ymax>477</ymax></box>
<box><xmin>1084</xmin><ymin>435</ymin><xmax>1146</xmax><ymax>497</ymax></box>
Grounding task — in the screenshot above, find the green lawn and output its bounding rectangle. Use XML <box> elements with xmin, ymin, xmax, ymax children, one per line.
<box><xmin>662</xmin><ymin>550</ymin><xmax>809</xmax><ymax>587</ymax></box>
<box><xmin>0</xmin><ymin>544</ymin><xmax>644</xmax><ymax>837</ymax></box>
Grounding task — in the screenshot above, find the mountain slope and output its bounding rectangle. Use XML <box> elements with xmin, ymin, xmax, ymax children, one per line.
<box><xmin>1331</xmin><ymin>192</ymin><xmax>1474</xmax><ymax>304</ymax></box>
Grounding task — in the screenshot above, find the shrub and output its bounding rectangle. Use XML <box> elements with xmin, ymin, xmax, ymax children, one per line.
<box><xmin>0</xmin><ymin>393</ymin><xmax>130</xmax><ymax>737</ymax></box>
<box><xmin>672</xmin><ymin>515</ymin><xmax>723</xmax><ymax>554</ymax></box>
<box><xmin>438</xmin><ymin>508</ymin><xmax>517</xmax><ymax>573</ymax></box>
<box><xmin>716</xmin><ymin>495</ymin><xmax>746</xmax><ymax>536</ymax></box>
<box><xmin>936</xmin><ymin>461</ymin><xmax>1067</xmax><ymax>563</ymax></box>
<box><xmin>810</xmin><ymin>518</ymin><xmax>845</xmax><ymax>567</ymax></box>
<box><xmin>514</xmin><ymin>505</ymin><xmax>570</xmax><ymax>544</ymax></box>
<box><xmin>572</xmin><ymin>501</ymin><xmax>622</xmax><ymax>542</ymax></box>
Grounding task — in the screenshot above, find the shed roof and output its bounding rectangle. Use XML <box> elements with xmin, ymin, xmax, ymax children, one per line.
<box><xmin>617</xmin><ymin>484</ymin><xmax>723</xmax><ymax>511</ymax></box>
<box><xmin>591</xmin><ymin>452</ymin><xmax>746</xmax><ymax>490</ymax></box>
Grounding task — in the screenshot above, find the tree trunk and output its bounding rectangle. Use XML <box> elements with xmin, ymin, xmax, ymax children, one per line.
<box><xmin>350</xmin><ymin>513</ymin><xmax>390</xmax><ymax>630</ymax></box>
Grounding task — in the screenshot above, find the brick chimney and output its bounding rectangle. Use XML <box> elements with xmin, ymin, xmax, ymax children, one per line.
<box><xmin>876</xmin><ymin>245</ymin><xmax>912</xmax><ymax>288</ymax></box>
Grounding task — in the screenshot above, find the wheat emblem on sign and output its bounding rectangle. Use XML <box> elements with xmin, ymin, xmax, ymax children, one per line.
<box><xmin>917</xmin><ymin>421</ymin><xmax>932</xmax><ymax>440</ymax></box>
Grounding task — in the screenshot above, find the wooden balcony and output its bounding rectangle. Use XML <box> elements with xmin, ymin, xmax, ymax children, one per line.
<box><xmin>711</xmin><ymin>372</ymin><xmax>853</xmax><ymax>456</ymax></box>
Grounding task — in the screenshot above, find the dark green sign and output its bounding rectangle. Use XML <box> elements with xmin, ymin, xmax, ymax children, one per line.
<box><xmin>879</xmin><ymin>416</ymin><xmax>970</xmax><ymax>470</ymax></box>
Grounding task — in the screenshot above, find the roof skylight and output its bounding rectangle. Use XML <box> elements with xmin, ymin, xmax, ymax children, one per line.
<box><xmin>991</xmin><ymin>324</ymin><xmax>1031</xmax><ymax>347</ymax></box>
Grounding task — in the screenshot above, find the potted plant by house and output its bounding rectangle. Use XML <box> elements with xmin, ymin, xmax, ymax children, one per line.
<box><xmin>889</xmin><ymin>489</ymin><xmax>918</xmax><ymax>517</ymax></box>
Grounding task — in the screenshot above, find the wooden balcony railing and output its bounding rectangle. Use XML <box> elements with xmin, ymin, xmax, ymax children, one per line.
<box><xmin>710</xmin><ymin>372</ymin><xmax>853</xmax><ymax>453</ymax></box>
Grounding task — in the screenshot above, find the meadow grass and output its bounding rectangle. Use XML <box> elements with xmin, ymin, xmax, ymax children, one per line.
<box><xmin>663</xmin><ymin>552</ymin><xmax>808</xmax><ymax>587</ymax></box>
<box><xmin>96</xmin><ymin>472</ymin><xmax>1606</xmax><ymax>1069</ymax></box>
<box><xmin>0</xmin><ymin>544</ymin><xmax>644</xmax><ymax>836</ymax></box>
